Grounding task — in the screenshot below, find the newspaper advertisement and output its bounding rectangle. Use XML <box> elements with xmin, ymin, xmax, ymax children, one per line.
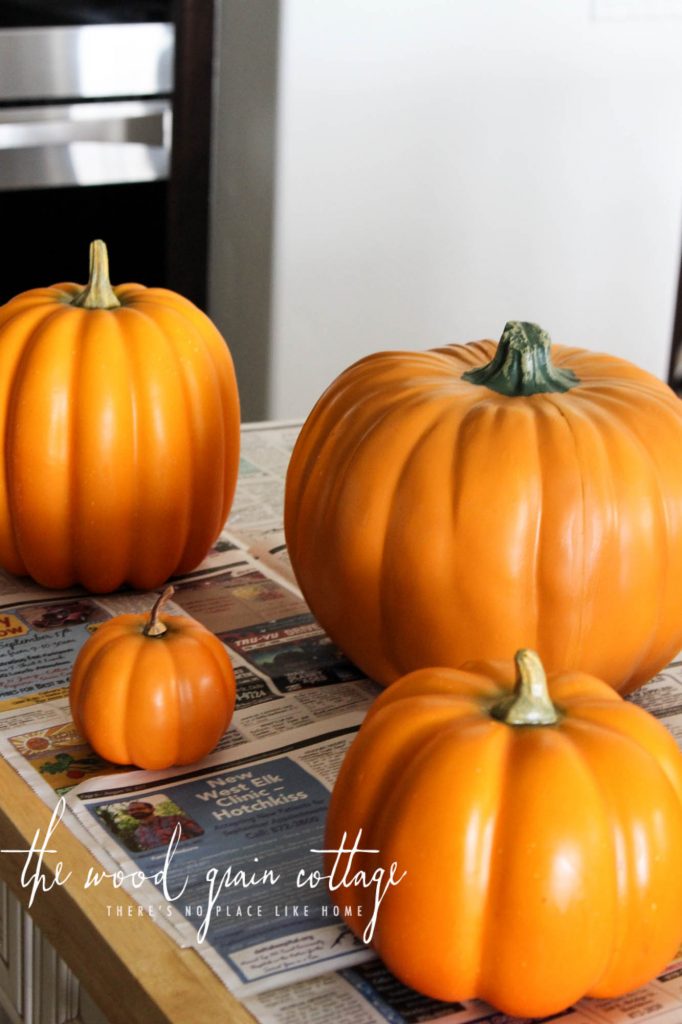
<box><xmin>65</xmin><ymin>722</ymin><xmax>374</xmax><ymax>997</ymax></box>
<box><xmin>1</xmin><ymin>422</ymin><xmax>682</xmax><ymax>1024</ymax></box>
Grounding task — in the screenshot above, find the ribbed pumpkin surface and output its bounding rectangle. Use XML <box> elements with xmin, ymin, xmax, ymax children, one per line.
<box><xmin>286</xmin><ymin>333</ymin><xmax>682</xmax><ymax>692</ymax></box>
<box><xmin>0</xmin><ymin>275</ymin><xmax>239</xmax><ymax>592</ymax></box>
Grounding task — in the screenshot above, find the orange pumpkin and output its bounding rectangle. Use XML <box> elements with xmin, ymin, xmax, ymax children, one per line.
<box><xmin>0</xmin><ymin>240</ymin><xmax>240</xmax><ymax>593</ymax></box>
<box><xmin>285</xmin><ymin>321</ymin><xmax>682</xmax><ymax>692</ymax></box>
<box><xmin>70</xmin><ymin>587</ymin><xmax>236</xmax><ymax>770</ymax></box>
<box><xmin>325</xmin><ymin>651</ymin><xmax>682</xmax><ymax>1018</ymax></box>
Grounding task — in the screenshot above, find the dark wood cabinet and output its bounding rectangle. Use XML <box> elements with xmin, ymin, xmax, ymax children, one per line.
<box><xmin>166</xmin><ymin>0</ymin><xmax>214</xmax><ymax>310</ymax></box>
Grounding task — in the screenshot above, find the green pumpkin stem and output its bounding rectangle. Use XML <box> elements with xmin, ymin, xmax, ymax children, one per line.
<box><xmin>462</xmin><ymin>321</ymin><xmax>579</xmax><ymax>396</ymax></box>
<box><xmin>71</xmin><ymin>240</ymin><xmax>121</xmax><ymax>310</ymax></box>
<box><xmin>143</xmin><ymin>586</ymin><xmax>175</xmax><ymax>638</ymax></box>
<box><xmin>491</xmin><ymin>649</ymin><xmax>559</xmax><ymax>726</ymax></box>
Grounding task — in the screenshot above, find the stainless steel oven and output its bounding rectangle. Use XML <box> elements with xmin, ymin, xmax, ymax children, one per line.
<box><xmin>0</xmin><ymin>10</ymin><xmax>175</xmax><ymax>302</ymax></box>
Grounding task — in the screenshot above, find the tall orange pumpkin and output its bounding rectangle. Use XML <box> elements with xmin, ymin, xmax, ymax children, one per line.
<box><xmin>0</xmin><ymin>240</ymin><xmax>240</xmax><ymax>593</ymax></box>
<box><xmin>325</xmin><ymin>651</ymin><xmax>682</xmax><ymax>1017</ymax></box>
<box><xmin>285</xmin><ymin>322</ymin><xmax>682</xmax><ymax>693</ymax></box>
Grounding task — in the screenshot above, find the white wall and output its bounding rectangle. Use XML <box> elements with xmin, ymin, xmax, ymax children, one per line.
<box><xmin>264</xmin><ymin>0</ymin><xmax>682</xmax><ymax>419</ymax></box>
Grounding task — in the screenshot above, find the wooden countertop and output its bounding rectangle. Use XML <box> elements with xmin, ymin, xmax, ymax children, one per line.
<box><xmin>0</xmin><ymin>755</ymin><xmax>256</xmax><ymax>1024</ymax></box>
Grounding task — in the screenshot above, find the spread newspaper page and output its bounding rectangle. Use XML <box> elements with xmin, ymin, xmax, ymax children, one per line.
<box><xmin>1</xmin><ymin>422</ymin><xmax>682</xmax><ymax>1024</ymax></box>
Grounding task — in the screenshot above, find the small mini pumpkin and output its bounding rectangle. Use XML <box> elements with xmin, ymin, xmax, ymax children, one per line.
<box><xmin>0</xmin><ymin>240</ymin><xmax>240</xmax><ymax>593</ymax></box>
<box><xmin>285</xmin><ymin>321</ymin><xmax>682</xmax><ymax>692</ymax></box>
<box><xmin>70</xmin><ymin>587</ymin><xmax>236</xmax><ymax>770</ymax></box>
<box><xmin>325</xmin><ymin>651</ymin><xmax>682</xmax><ymax>1018</ymax></box>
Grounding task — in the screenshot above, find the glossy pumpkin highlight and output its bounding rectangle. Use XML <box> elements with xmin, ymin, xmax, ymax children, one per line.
<box><xmin>70</xmin><ymin>588</ymin><xmax>236</xmax><ymax>770</ymax></box>
<box><xmin>325</xmin><ymin>652</ymin><xmax>682</xmax><ymax>1017</ymax></box>
<box><xmin>285</xmin><ymin>322</ymin><xmax>682</xmax><ymax>692</ymax></box>
<box><xmin>0</xmin><ymin>240</ymin><xmax>240</xmax><ymax>592</ymax></box>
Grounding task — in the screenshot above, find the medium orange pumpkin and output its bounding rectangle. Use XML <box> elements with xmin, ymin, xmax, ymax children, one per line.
<box><xmin>70</xmin><ymin>587</ymin><xmax>236</xmax><ymax>770</ymax></box>
<box><xmin>0</xmin><ymin>240</ymin><xmax>240</xmax><ymax>593</ymax></box>
<box><xmin>325</xmin><ymin>651</ymin><xmax>682</xmax><ymax>1017</ymax></box>
<box><xmin>285</xmin><ymin>321</ymin><xmax>682</xmax><ymax>692</ymax></box>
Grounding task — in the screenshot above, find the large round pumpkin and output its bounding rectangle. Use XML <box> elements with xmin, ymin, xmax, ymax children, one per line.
<box><xmin>285</xmin><ymin>321</ymin><xmax>682</xmax><ymax>692</ymax></box>
<box><xmin>0</xmin><ymin>240</ymin><xmax>240</xmax><ymax>592</ymax></box>
<box><xmin>324</xmin><ymin>651</ymin><xmax>682</xmax><ymax>1017</ymax></box>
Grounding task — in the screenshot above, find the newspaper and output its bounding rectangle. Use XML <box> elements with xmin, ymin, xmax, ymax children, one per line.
<box><xmin>223</xmin><ymin>421</ymin><xmax>301</xmax><ymax>588</ymax></box>
<box><xmin>65</xmin><ymin>722</ymin><xmax>374</xmax><ymax>996</ymax></box>
<box><xmin>1</xmin><ymin>421</ymin><xmax>682</xmax><ymax>1023</ymax></box>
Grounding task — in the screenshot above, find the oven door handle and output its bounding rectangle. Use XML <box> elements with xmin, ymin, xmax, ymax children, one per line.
<box><xmin>0</xmin><ymin>99</ymin><xmax>171</xmax><ymax>150</ymax></box>
<box><xmin>0</xmin><ymin>100</ymin><xmax>172</xmax><ymax>190</ymax></box>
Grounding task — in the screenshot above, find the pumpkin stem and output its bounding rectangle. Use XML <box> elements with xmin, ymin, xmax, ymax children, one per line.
<box><xmin>490</xmin><ymin>649</ymin><xmax>559</xmax><ymax>726</ymax></box>
<box><xmin>462</xmin><ymin>321</ymin><xmax>579</xmax><ymax>396</ymax></box>
<box><xmin>71</xmin><ymin>240</ymin><xmax>121</xmax><ymax>310</ymax></box>
<box><xmin>143</xmin><ymin>585</ymin><xmax>175</xmax><ymax>638</ymax></box>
